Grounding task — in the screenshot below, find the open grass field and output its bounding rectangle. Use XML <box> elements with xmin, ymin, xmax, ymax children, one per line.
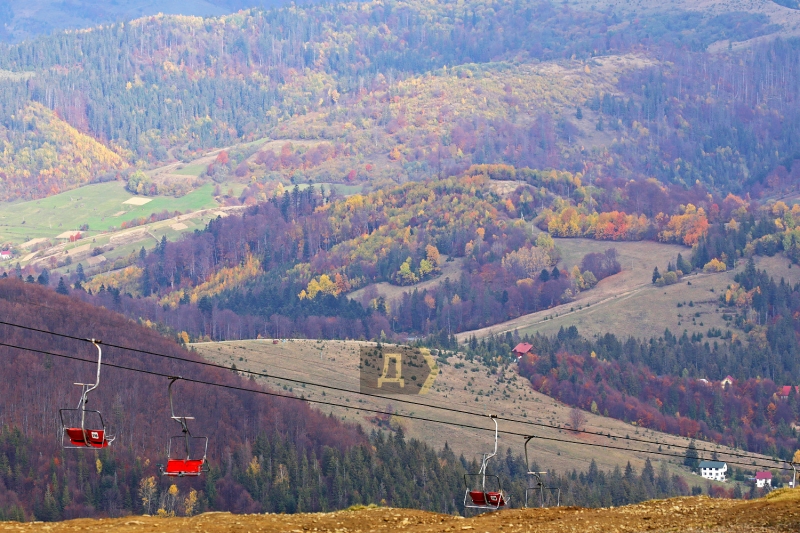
<box><xmin>190</xmin><ymin>338</ymin><xmax>775</xmax><ymax>488</ymax></box>
<box><xmin>457</xmin><ymin>238</ymin><xmax>800</xmax><ymax>342</ymax></box>
<box><xmin>0</xmin><ymin>181</ymin><xmax>225</xmax><ymax>246</ymax></box>
<box><xmin>171</xmin><ymin>163</ymin><xmax>208</xmax><ymax>177</ymax></box>
<box><xmin>5</xmin><ymin>490</ymin><xmax>800</xmax><ymax>532</ymax></box>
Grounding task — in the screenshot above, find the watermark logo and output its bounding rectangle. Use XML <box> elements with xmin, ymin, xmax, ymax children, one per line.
<box><xmin>360</xmin><ymin>345</ymin><xmax>438</xmax><ymax>395</ymax></box>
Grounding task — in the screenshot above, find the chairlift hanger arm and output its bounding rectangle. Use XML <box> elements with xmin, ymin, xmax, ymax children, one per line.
<box><xmin>524</xmin><ymin>435</ymin><xmax>535</xmax><ymax>473</ymax></box>
<box><xmin>487</xmin><ymin>414</ymin><xmax>498</xmax><ymax>459</ymax></box>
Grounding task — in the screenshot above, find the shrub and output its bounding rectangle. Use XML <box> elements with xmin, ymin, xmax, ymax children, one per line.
<box><xmin>703</xmin><ymin>258</ymin><xmax>727</xmax><ymax>272</ymax></box>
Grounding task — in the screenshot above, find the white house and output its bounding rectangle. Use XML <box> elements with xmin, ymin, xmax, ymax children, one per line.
<box><xmin>754</xmin><ymin>471</ymin><xmax>772</xmax><ymax>488</ymax></box>
<box><xmin>699</xmin><ymin>460</ymin><xmax>727</xmax><ymax>481</ymax></box>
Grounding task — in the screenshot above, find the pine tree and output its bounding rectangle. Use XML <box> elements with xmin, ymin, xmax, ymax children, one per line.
<box><xmin>76</xmin><ymin>262</ymin><xmax>85</xmax><ymax>282</ymax></box>
<box><xmin>684</xmin><ymin>440</ymin><xmax>699</xmax><ymax>470</ymax></box>
<box><xmin>575</xmin><ymin>106</ymin><xmax>583</xmax><ymax>119</ymax></box>
<box><xmin>56</xmin><ymin>277</ymin><xmax>69</xmax><ymax>295</ymax></box>
<box><xmin>652</xmin><ymin>266</ymin><xmax>660</xmax><ymax>284</ymax></box>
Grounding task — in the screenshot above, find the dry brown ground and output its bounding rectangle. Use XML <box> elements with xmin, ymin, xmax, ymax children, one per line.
<box><xmin>5</xmin><ymin>490</ymin><xmax>800</xmax><ymax>532</ymax></box>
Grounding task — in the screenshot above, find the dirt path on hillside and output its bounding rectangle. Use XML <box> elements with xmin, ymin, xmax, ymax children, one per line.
<box><xmin>455</xmin><ymin>270</ymin><xmax>718</xmax><ymax>341</ymax></box>
<box><xmin>5</xmin><ymin>491</ymin><xmax>799</xmax><ymax>532</ymax></box>
<box><xmin>455</xmin><ymin>238</ymin><xmax>691</xmax><ymax>341</ymax></box>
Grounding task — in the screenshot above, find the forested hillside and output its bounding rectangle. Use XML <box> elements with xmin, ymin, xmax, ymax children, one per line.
<box><xmin>459</xmin><ymin>259</ymin><xmax>800</xmax><ymax>460</ymax></box>
<box><xmin>0</xmin><ymin>0</ymin><xmax>798</xmax><ymax>201</ymax></box>
<box><xmin>0</xmin><ymin>279</ymin><xmax>695</xmax><ymax>521</ymax></box>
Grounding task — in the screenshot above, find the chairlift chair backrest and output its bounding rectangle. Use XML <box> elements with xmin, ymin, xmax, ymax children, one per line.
<box><xmin>158</xmin><ymin>378</ymin><xmax>209</xmax><ymax>477</ymax></box>
<box><xmin>59</xmin><ymin>340</ymin><xmax>115</xmax><ymax>449</ymax></box>
<box><xmin>463</xmin><ymin>415</ymin><xmax>507</xmax><ymax>511</ymax></box>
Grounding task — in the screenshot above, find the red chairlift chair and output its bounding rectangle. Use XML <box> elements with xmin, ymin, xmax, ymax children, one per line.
<box><xmin>463</xmin><ymin>415</ymin><xmax>508</xmax><ymax>512</ymax></box>
<box><xmin>59</xmin><ymin>340</ymin><xmax>115</xmax><ymax>449</ymax></box>
<box><xmin>158</xmin><ymin>378</ymin><xmax>209</xmax><ymax>477</ymax></box>
<box><xmin>523</xmin><ymin>435</ymin><xmax>560</xmax><ymax>508</ymax></box>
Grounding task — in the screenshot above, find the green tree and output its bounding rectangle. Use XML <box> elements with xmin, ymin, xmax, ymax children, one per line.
<box><xmin>684</xmin><ymin>440</ymin><xmax>700</xmax><ymax>470</ymax></box>
<box><xmin>652</xmin><ymin>266</ymin><xmax>660</xmax><ymax>284</ymax></box>
<box><xmin>677</xmin><ymin>253</ymin><xmax>692</xmax><ymax>274</ymax></box>
<box><xmin>56</xmin><ymin>277</ymin><xmax>69</xmax><ymax>295</ymax></box>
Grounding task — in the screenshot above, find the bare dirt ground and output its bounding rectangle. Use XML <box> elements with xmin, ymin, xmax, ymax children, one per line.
<box><xmin>5</xmin><ymin>490</ymin><xmax>800</xmax><ymax>532</ymax></box>
<box><xmin>190</xmin><ymin>339</ymin><xmax>775</xmax><ymax>486</ymax></box>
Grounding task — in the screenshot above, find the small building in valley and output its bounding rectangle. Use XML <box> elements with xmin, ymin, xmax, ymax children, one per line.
<box><xmin>777</xmin><ymin>385</ymin><xmax>799</xmax><ymax>400</ymax></box>
<box><xmin>754</xmin><ymin>471</ymin><xmax>772</xmax><ymax>488</ymax></box>
<box><xmin>699</xmin><ymin>460</ymin><xmax>727</xmax><ymax>482</ymax></box>
<box><xmin>512</xmin><ymin>342</ymin><xmax>533</xmax><ymax>359</ymax></box>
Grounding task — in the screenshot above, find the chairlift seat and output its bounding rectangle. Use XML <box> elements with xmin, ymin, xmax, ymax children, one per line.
<box><xmin>468</xmin><ymin>491</ymin><xmax>487</xmax><ymax>506</ymax></box>
<box><xmin>487</xmin><ymin>492</ymin><xmax>506</xmax><ymax>506</ymax></box>
<box><xmin>163</xmin><ymin>459</ymin><xmax>205</xmax><ymax>476</ymax></box>
<box><xmin>468</xmin><ymin>491</ymin><xmax>505</xmax><ymax>508</ymax></box>
<box><xmin>65</xmin><ymin>427</ymin><xmax>111</xmax><ymax>448</ymax></box>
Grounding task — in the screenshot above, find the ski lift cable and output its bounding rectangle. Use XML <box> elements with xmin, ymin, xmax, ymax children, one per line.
<box><xmin>0</xmin><ymin>339</ymin><xmax>790</xmax><ymax>472</ymax></box>
<box><xmin>0</xmin><ymin>318</ymin><xmax>781</xmax><ymax>465</ymax></box>
<box><xmin>0</xmin><ymin>310</ymin><xmax>731</xmax><ymax>452</ymax></box>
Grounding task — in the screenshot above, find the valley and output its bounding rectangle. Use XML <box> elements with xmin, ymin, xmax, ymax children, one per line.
<box><xmin>1</xmin><ymin>0</ymin><xmax>800</xmax><ymax>525</ymax></box>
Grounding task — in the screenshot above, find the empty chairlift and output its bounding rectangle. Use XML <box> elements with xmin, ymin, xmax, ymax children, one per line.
<box><xmin>463</xmin><ymin>415</ymin><xmax>508</xmax><ymax>511</ymax></box>
<box><xmin>158</xmin><ymin>378</ymin><xmax>209</xmax><ymax>477</ymax></box>
<box><xmin>59</xmin><ymin>340</ymin><xmax>115</xmax><ymax>449</ymax></box>
<box><xmin>523</xmin><ymin>435</ymin><xmax>560</xmax><ymax>508</ymax></box>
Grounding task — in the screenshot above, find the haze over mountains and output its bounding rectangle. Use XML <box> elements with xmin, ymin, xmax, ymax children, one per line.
<box><xmin>1</xmin><ymin>0</ymin><xmax>800</xmax><ymax>524</ymax></box>
<box><xmin>0</xmin><ymin>1</ymin><xmax>298</xmax><ymax>43</ymax></box>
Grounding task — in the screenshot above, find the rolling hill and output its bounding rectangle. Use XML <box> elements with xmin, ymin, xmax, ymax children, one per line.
<box><xmin>190</xmin><ymin>337</ymin><xmax>778</xmax><ymax>485</ymax></box>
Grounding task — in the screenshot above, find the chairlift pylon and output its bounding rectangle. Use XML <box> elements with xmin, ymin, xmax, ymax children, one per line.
<box><xmin>59</xmin><ymin>340</ymin><xmax>115</xmax><ymax>449</ymax></box>
<box><xmin>157</xmin><ymin>377</ymin><xmax>209</xmax><ymax>477</ymax></box>
<box><xmin>463</xmin><ymin>415</ymin><xmax>508</xmax><ymax>511</ymax></box>
<box><xmin>523</xmin><ymin>435</ymin><xmax>560</xmax><ymax>508</ymax></box>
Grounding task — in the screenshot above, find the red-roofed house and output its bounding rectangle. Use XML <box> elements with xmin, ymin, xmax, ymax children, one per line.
<box><xmin>512</xmin><ymin>343</ymin><xmax>533</xmax><ymax>358</ymax></box>
<box><xmin>778</xmin><ymin>386</ymin><xmax>799</xmax><ymax>400</ymax></box>
<box><xmin>755</xmin><ymin>471</ymin><xmax>772</xmax><ymax>488</ymax></box>
<box><xmin>0</xmin><ymin>250</ymin><xmax>12</xmax><ymax>261</ymax></box>
<box><xmin>721</xmin><ymin>375</ymin><xmax>736</xmax><ymax>388</ymax></box>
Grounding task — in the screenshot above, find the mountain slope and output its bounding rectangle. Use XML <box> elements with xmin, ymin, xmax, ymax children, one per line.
<box><xmin>0</xmin><ymin>103</ymin><xmax>128</xmax><ymax>200</ymax></box>
<box><xmin>1</xmin><ymin>0</ymin><xmax>798</xmax><ymax>201</ymax></box>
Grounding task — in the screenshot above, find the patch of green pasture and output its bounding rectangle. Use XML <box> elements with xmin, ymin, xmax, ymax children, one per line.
<box><xmin>172</xmin><ymin>163</ymin><xmax>208</xmax><ymax>176</ymax></box>
<box><xmin>0</xmin><ymin>181</ymin><xmax>221</xmax><ymax>245</ymax></box>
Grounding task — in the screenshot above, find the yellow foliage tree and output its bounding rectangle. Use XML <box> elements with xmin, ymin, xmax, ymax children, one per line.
<box><xmin>703</xmin><ymin>258</ymin><xmax>727</xmax><ymax>272</ymax></box>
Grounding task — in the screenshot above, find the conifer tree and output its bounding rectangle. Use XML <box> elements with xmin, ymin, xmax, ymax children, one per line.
<box><xmin>56</xmin><ymin>277</ymin><xmax>69</xmax><ymax>295</ymax></box>
<box><xmin>683</xmin><ymin>440</ymin><xmax>699</xmax><ymax>470</ymax></box>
